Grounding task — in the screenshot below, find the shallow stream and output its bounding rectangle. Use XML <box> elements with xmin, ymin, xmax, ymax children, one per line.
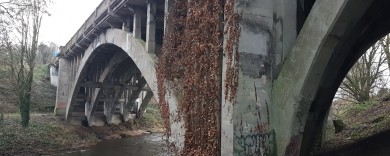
<box><xmin>59</xmin><ymin>133</ymin><xmax>170</xmax><ymax>156</ymax></box>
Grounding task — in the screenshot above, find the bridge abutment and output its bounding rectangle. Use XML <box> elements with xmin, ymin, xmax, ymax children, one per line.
<box><xmin>55</xmin><ymin>57</ymin><xmax>71</xmax><ymax>116</ymax></box>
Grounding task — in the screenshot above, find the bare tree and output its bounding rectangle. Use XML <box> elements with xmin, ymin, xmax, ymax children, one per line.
<box><xmin>380</xmin><ymin>34</ymin><xmax>390</xmax><ymax>74</ymax></box>
<box><xmin>339</xmin><ymin>42</ymin><xmax>387</xmax><ymax>102</ymax></box>
<box><xmin>0</xmin><ymin>0</ymin><xmax>49</xmax><ymax>127</ymax></box>
<box><xmin>36</xmin><ymin>42</ymin><xmax>57</xmax><ymax>65</ymax></box>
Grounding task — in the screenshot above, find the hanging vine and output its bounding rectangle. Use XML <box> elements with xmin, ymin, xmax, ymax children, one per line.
<box><xmin>224</xmin><ymin>0</ymin><xmax>241</xmax><ymax>103</ymax></box>
<box><xmin>157</xmin><ymin>0</ymin><xmax>241</xmax><ymax>155</ymax></box>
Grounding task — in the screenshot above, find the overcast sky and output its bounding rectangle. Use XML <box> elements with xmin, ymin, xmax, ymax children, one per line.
<box><xmin>39</xmin><ymin>0</ymin><xmax>103</xmax><ymax>46</ymax></box>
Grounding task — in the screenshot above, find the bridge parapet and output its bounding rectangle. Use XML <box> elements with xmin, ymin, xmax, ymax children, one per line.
<box><xmin>61</xmin><ymin>0</ymin><xmax>165</xmax><ymax>57</ymax></box>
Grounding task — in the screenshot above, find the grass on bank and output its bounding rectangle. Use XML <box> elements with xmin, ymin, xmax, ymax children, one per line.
<box><xmin>0</xmin><ymin>114</ymin><xmax>98</xmax><ymax>155</ymax></box>
<box><xmin>136</xmin><ymin>103</ymin><xmax>164</xmax><ymax>129</ymax></box>
<box><xmin>321</xmin><ymin>97</ymin><xmax>390</xmax><ymax>151</ymax></box>
<box><xmin>0</xmin><ymin>64</ymin><xmax>56</xmax><ymax>114</ymax></box>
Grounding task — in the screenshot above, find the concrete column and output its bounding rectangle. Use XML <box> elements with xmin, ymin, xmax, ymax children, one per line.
<box><xmin>138</xmin><ymin>91</ymin><xmax>153</xmax><ymax>117</ymax></box>
<box><xmin>122</xmin><ymin>17</ymin><xmax>131</xmax><ymax>32</ymax></box>
<box><xmin>146</xmin><ymin>0</ymin><xmax>156</xmax><ymax>53</ymax></box>
<box><xmin>133</xmin><ymin>8</ymin><xmax>142</xmax><ymax>39</ymax></box>
<box><xmin>49</xmin><ymin>65</ymin><xmax>58</xmax><ymax>87</ymax></box>
<box><xmin>55</xmin><ymin>57</ymin><xmax>71</xmax><ymax>116</ymax></box>
<box><xmin>221</xmin><ymin>0</ymin><xmax>275</xmax><ymax>155</ymax></box>
<box><xmin>164</xmin><ymin>0</ymin><xmax>175</xmax><ymax>40</ymax></box>
<box><xmin>164</xmin><ymin>0</ymin><xmax>169</xmax><ymax>32</ymax></box>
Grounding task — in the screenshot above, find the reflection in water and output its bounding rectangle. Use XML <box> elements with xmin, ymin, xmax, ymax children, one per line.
<box><xmin>60</xmin><ymin>133</ymin><xmax>170</xmax><ymax>156</ymax></box>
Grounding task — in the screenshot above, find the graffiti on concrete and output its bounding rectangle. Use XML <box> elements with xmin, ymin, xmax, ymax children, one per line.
<box><xmin>234</xmin><ymin>102</ymin><xmax>272</xmax><ymax>156</ymax></box>
<box><xmin>235</xmin><ymin>126</ymin><xmax>272</xmax><ymax>155</ymax></box>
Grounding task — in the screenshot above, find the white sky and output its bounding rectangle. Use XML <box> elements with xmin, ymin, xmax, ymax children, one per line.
<box><xmin>39</xmin><ymin>0</ymin><xmax>103</xmax><ymax>46</ymax></box>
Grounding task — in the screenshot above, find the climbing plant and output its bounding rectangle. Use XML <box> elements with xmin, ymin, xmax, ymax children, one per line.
<box><xmin>158</xmin><ymin>0</ymin><xmax>241</xmax><ymax>155</ymax></box>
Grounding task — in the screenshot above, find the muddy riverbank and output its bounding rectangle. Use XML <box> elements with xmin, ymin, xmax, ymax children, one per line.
<box><xmin>0</xmin><ymin>114</ymin><xmax>164</xmax><ymax>156</ymax></box>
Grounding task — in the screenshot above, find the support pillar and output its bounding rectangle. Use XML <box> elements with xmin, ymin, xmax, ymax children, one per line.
<box><xmin>133</xmin><ymin>8</ymin><xmax>142</xmax><ymax>39</ymax></box>
<box><xmin>138</xmin><ymin>91</ymin><xmax>153</xmax><ymax>117</ymax></box>
<box><xmin>164</xmin><ymin>0</ymin><xmax>169</xmax><ymax>32</ymax></box>
<box><xmin>221</xmin><ymin>0</ymin><xmax>280</xmax><ymax>155</ymax></box>
<box><xmin>55</xmin><ymin>57</ymin><xmax>70</xmax><ymax>116</ymax></box>
<box><xmin>122</xmin><ymin>17</ymin><xmax>132</xmax><ymax>32</ymax></box>
<box><xmin>146</xmin><ymin>0</ymin><xmax>156</xmax><ymax>53</ymax></box>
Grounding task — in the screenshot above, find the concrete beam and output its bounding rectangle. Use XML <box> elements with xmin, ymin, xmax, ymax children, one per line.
<box><xmin>128</xmin><ymin>77</ymin><xmax>146</xmax><ymax>112</ymax></box>
<box><xmin>146</xmin><ymin>0</ymin><xmax>156</xmax><ymax>53</ymax></box>
<box><xmin>106</xmin><ymin>68</ymin><xmax>137</xmax><ymax>123</ymax></box>
<box><xmin>138</xmin><ymin>91</ymin><xmax>153</xmax><ymax>117</ymax></box>
<box><xmin>79</xmin><ymin>81</ymin><xmax>139</xmax><ymax>90</ymax></box>
<box><xmin>120</xmin><ymin>76</ymin><xmax>146</xmax><ymax>122</ymax></box>
<box><xmin>104</xmin><ymin>88</ymin><xmax>122</xmax><ymax>123</ymax></box>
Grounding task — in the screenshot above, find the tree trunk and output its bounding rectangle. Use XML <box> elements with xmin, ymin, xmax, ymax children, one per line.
<box><xmin>19</xmin><ymin>72</ymin><xmax>33</xmax><ymax>127</ymax></box>
<box><xmin>382</xmin><ymin>35</ymin><xmax>390</xmax><ymax>74</ymax></box>
<box><xmin>0</xmin><ymin>112</ymin><xmax>4</xmax><ymax>124</ymax></box>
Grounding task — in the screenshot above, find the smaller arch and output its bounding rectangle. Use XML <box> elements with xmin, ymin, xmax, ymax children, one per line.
<box><xmin>272</xmin><ymin>0</ymin><xmax>390</xmax><ymax>155</ymax></box>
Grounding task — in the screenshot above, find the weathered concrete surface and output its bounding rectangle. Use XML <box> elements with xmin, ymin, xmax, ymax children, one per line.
<box><xmin>49</xmin><ymin>65</ymin><xmax>58</xmax><ymax>87</ymax></box>
<box><xmin>90</xmin><ymin>114</ymin><xmax>106</xmax><ymax>126</ymax></box>
<box><xmin>111</xmin><ymin>114</ymin><xmax>123</xmax><ymax>125</ymax></box>
<box><xmin>272</xmin><ymin>1</ymin><xmax>348</xmax><ymax>155</ymax></box>
<box><xmin>221</xmin><ymin>0</ymin><xmax>275</xmax><ymax>155</ymax></box>
<box><xmin>55</xmin><ymin>58</ymin><xmax>70</xmax><ymax>116</ymax></box>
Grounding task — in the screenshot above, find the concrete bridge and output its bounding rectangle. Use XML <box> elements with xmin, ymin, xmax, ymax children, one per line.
<box><xmin>54</xmin><ymin>0</ymin><xmax>390</xmax><ymax>155</ymax></box>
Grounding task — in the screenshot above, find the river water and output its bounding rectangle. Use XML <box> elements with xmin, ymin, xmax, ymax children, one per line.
<box><xmin>58</xmin><ymin>133</ymin><xmax>170</xmax><ymax>156</ymax></box>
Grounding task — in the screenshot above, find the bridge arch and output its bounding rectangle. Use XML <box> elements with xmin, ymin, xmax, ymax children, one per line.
<box><xmin>65</xmin><ymin>28</ymin><xmax>159</xmax><ymax>123</ymax></box>
<box><xmin>272</xmin><ymin>0</ymin><xmax>390</xmax><ymax>155</ymax></box>
<box><xmin>61</xmin><ymin>28</ymin><xmax>184</xmax><ymax>152</ymax></box>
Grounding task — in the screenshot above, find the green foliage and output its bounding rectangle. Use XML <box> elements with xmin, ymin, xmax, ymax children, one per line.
<box><xmin>350</xmin><ymin>99</ymin><xmax>378</xmax><ymax>113</ymax></box>
<box><xmin>137</xmin><ymin>104</ymin><xmax>163</xmax><ymax>128</ymax></box>
<box><xmin>0</xmin><ymin>0</ymin><xmax>50</xmax><ymax>128</ymax></box>
<box><xmin>33</xmin><ymin>65</ymin><xmax>49</xmax><ymax>81</ymax></box>
<box><xmin>31</xmin><ymin>65</ymin><xmax>56</xmax><ymax>112</ymax></box>
<box><xmin>0</xmin><ymin>114</ymin><xmax>98</xmax><ymax>155</ymax></box>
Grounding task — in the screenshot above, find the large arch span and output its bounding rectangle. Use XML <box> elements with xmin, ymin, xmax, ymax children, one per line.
<box><xmin>57</xmin><ymin>28</ymin><xmax>184</xmax><ymax>152</ymax></box>
<box><xmin>65</xmin><ymin>29</ymin><xmax>158</xmax><ymax>120</ymax></box>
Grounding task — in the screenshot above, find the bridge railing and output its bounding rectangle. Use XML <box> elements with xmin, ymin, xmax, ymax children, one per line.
<box><xmin>62</xmin><ymin>0</ymin><xmax>127</xmax><ymax>57</ymax></box>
